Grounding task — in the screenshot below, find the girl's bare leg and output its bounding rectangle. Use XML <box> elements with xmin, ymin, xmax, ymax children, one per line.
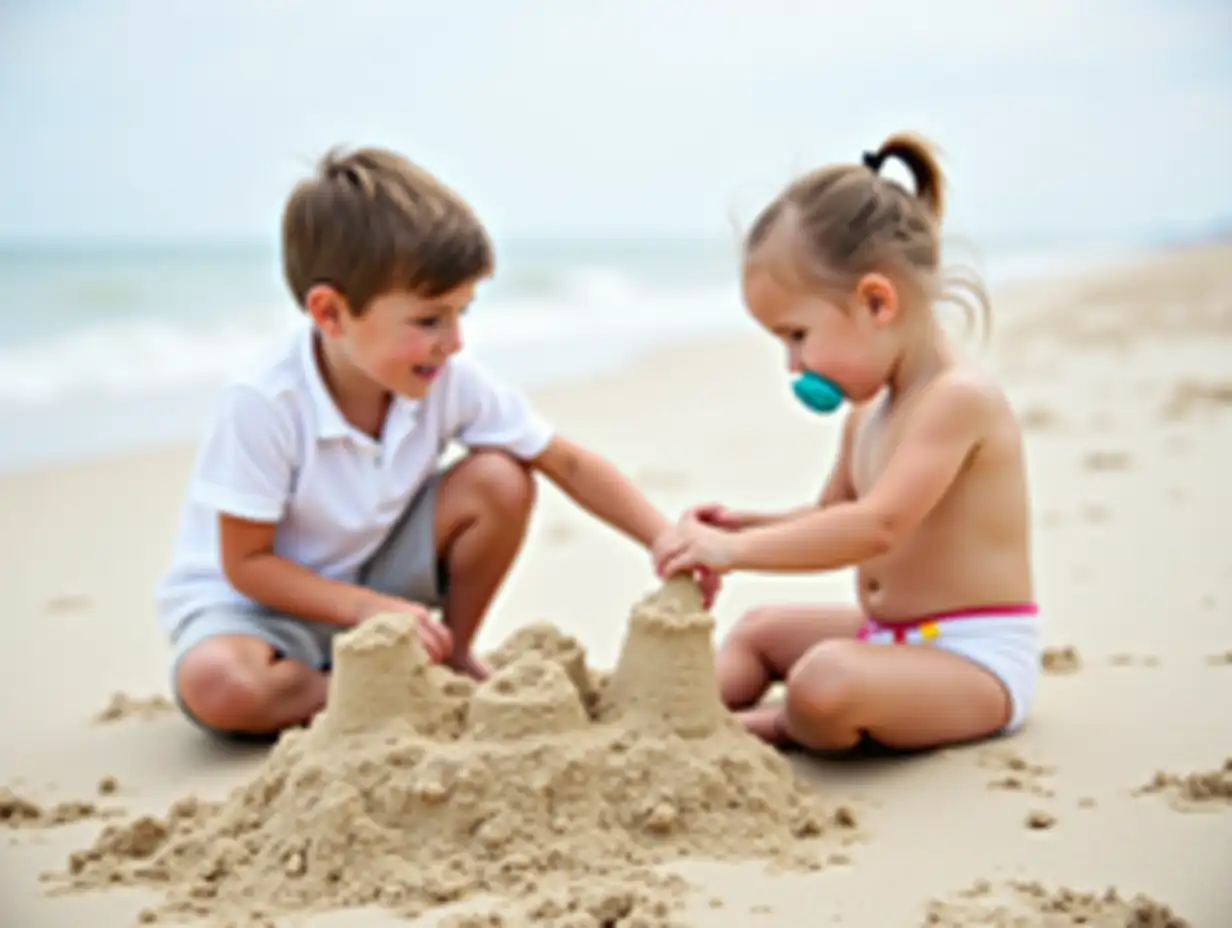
<box><xmin>715</xmin><ymin>605</ymin><xmax>864</xmax><ymax>741</ymax></box>
<box><xmin>781</xmin><ymin>640</ymin><xmax>1011</xmax><ymax>752</ymax></box>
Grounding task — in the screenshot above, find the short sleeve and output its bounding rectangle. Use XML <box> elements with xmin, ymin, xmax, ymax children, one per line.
<box><xmin>447</xmin><ymin>354</ymin><xmax>555</xmax><ymax>459</ymax></box>
<box><xmin>190</xmin><ymin>385</ymin><xmax>298</xmax><ymax>523</ymax></box>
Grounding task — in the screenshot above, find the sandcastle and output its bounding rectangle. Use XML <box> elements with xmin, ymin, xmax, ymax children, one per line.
<box><xmin>47</xmin><ymin>577</ymin><xmax>854</xmax><ymax>926</ymax></box>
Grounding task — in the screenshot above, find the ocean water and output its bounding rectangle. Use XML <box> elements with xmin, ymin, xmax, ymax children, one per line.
<box><xmin>0</xmin><ymin>237</ymin><xmax>1141</xmax><ymax>474</ymax></box>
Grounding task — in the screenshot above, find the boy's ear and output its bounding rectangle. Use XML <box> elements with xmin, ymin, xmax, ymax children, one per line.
<box><xmin>304</xmin><ymin>284</ymin><xmax>352</xmax><ymax>337</ymax></box>
<box><xmin>855</xmin><ymin>273</ymin><xmax>899</xmax><ymax>326</ymax></box>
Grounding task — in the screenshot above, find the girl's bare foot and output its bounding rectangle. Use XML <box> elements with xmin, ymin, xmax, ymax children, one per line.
<box><xmin>736</xmin><ymin>705</ymin><xmax>793</xmax><ymax>745</ymax></box>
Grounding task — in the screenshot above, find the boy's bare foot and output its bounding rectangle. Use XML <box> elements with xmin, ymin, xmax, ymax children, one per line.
<box><xmin>415</xmin><ymin>617</ymin><xmax>452</xmax><ymax>662</ymax></box>
<box><xmin>448</xmin><ymin>653</ymin><xmax>492</xmax><ymax>681</ymax></box>
<box><xmin>736</xmin><ymin>706</ymin><xmax>793</xmax><ymax>746</ymax></box>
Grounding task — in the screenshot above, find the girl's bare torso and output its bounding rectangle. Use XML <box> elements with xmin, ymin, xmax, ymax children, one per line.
<box><xmin>848</xmin><ymin>369</ymin><xmax>1034</xmax><ymax>623</ymax></box>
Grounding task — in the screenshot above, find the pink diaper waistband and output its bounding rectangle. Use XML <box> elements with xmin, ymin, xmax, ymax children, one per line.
<box><xmin>857</xmin><ymin>602</ymin><xmax>1038</xmax><ymax>643</ymax></box>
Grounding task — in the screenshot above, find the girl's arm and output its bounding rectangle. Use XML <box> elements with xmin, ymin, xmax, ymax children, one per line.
<box><xmin>729</xmin><ymin>378</ymin><xmax>987</xmax><ymax>572</ymax></box>
<box><xmin>529</xmin><ymin>436</ymin><xmax>670</xmax><ymax>548</ymax></box>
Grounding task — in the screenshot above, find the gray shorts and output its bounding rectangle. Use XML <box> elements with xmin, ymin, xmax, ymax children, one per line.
<box><xmin>169</xmin><ymin>473</ymin><xmax>446</xmax><ymax>741</ymax></box>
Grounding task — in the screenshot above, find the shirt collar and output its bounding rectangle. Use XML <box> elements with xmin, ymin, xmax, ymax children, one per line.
<box><xmin>299</xmin><ymin>325</ymin><xmax>422</xmax><ymax>442</ymax></box>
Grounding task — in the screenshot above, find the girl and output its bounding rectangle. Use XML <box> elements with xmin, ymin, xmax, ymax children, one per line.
<box><xmin>652</xmin><ymin>132</ymin><xmax>1039</xmax><ymax>753</ymax></box>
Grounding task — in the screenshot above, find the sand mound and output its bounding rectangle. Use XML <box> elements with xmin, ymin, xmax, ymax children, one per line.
<box><xmin>47</xmin><ymin>577</ymin><xmax>853</xmax><ymax>926</ymax></box>
<box><xmin>924</xmin><ymin>879</ymin><xmax>1191</xmax><ymax>927</ymax></box>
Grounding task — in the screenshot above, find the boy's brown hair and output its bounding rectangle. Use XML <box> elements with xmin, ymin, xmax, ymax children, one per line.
<box><xmin>281</xmin><ymin>146</ymin><xmax>494</xmax><ymax>314</ymax></box>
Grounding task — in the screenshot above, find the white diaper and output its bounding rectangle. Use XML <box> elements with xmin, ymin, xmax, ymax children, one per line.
<box><xmin>856</xmin><ymin>604</ymin><xmax>1042</xmax><ymax>733</ymax></box>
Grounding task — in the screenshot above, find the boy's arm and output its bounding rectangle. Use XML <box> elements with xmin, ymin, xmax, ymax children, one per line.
<box><xmin>529</xmin><ymin>437</ymin><xmax>670</xmax><ymax>548</ymax></box>
<box><xmin>729</xmin><ymin>377</ymin><xmax>987</xmax><ymax>572</ymax></box>
<box><xmin>194</xmin><ymin>385</ymin><xmax>394</xmax><ymax>626</ymax></box>
<box><xmin>219</xmin><ymin>516</ymin><xmax>383</xmax><ymax>626</ymax></box>
<box><xmin>446</xmin><ymin>354</ymin><xmax>668</xmax><ymax>548</ymax></box>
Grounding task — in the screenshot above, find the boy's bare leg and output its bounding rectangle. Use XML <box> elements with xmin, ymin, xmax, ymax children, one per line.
<box><xmin>176</xmin><ymin>635</ymin><xmax>330</xmax><ymax>735</ymax></box>
<box><xmin>434</xmin><ymin>450</ymin><xmax>536</xmax><ymax>679</ymax></box>
<box><xmin>717</xmin><ymin>604</ymin><xmax>865</xmax><ymax>712</ymax></box>
<box><xmin>781</xmin><ymin>640</ymin><xmax>1011</xmax><ymax>752</ymax></box>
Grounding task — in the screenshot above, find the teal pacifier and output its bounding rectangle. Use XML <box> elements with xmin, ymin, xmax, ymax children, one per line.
<box><xmin>791</xmin><ymin>370</ymin><xmax>845</xmax><ymax>414</ymax></box>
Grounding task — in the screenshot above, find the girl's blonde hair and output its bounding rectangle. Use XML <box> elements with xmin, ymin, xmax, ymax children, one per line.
<box><xmin>744</xmin><ymin>132</ymin><xmax>990</xmax><ymax>339</ymax></box>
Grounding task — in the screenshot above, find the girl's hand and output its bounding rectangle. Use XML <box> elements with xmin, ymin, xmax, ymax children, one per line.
<box><xmin>695</xmin><ymin>566</ymin><xmax>722</xmax><ymax>609</ymax></box>
<box><xmin>653</xmin><ymin>514</ymin><xmax>739</xmax><ymax>578</ymax></box>
<box><xmin>685</xmin><ymin>501</ymin><xmax>747</xmax><ymax>529</ymax></box>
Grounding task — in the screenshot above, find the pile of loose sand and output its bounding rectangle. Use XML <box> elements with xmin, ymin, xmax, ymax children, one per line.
<box><xmin>2</xmin><ymin>781</ymin><xmax>123</xmax><ymax>830</ymax></box>
<box><xmin>94</xmin><ymin>692</ymin><xmax>173</xmax><ymax>725</ymax></box>
<box><xmin>1135</xmin><ymin>759</ymin><xmax>1232</xmax><ymax>808</ymax></box>
<box><xmin>46</xmin><ymin>578</ymin><xmax>855</xmax><ymax>926</ymax></box>
<box><xmin>923</xmin><ymin>880</ymin><xmax>1191</xmax><ymax>927</ymax></box>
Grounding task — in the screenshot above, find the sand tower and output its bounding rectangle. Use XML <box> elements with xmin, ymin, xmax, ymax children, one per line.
<box><xmin>312</xmin><ymin>612</ymin><xmax>463</xmax><ymax>742</ymax></box>
<box><xmin>602</xmin><ymin>576</ymin><xmax>728</xmax><ymax>738</ymax></box>
<box><xmin>466</xmin><ymin>654</ymin><xmax>589</xmax><ymax>741</ymax></box>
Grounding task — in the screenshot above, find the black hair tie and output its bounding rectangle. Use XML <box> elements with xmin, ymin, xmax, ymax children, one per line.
<box><xmin>861</xmin><ymin>150</ymin><xmax>885</xmax><ymax>173</ymax></box>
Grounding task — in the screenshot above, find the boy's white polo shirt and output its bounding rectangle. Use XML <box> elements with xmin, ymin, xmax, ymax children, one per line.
<box><xmin>153</xmin><ymin>323</ymin><xmax>554</xmax><ymax>638</ymax></box>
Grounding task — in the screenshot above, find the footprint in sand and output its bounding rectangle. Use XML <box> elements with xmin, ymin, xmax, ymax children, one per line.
<box><xmin>1081</xmin><ymin>450</ymin><xmax>1131</xmax><ymax>472</ymax></box>
<box><xmin>1080</xmin><ymin>504</ymin><xmax>1110</xmax><ymax>524</ymax></box>
<box><xmin>41</xmin><ymin>595</ymin><xmax>92</xmax><ymax>616</ymax></box>
<box><xmin>1020</xmin><ymin>404</ymin><xmax>1061</xmax><ymax>431</ymax></box>
<box><xmin>1041</xmin><ymin>646</ymin><xmax>1082</xmax><ymax>675</ymax></box>
<box><xmin>980</xmin><ymin>748</ymin><xmax>1056</xmax><ymax>798</ymax></box>
<box><xmin>1109</xmin><ymin>654</ymin><xmax>1160</xmax><ymax>668</ymax></box>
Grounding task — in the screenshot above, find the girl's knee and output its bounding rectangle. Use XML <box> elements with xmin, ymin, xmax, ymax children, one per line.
<box><xmin>729</xmin><ymin>605</ymin><xmax>780</xmax><ymax>646</ymax></box>
<box><xmin>455</xmin><ymin>451</ymin><xmax>536</xmax><ymax>518</ymax></box>
<box><xmin>782</xmin><ymin>640</ymin><xmax>864</xmax><ymax>746</ymax></box>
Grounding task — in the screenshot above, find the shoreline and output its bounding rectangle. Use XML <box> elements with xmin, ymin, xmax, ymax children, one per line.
<box><xmin>0</xmin><ymin>240</ymin><xmax>1163</xmax><ymax>477</ymax></box>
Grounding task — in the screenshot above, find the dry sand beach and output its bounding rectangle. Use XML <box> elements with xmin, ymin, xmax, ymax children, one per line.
<box><xmin>1</xmin><ymin>243</ymin><xmax>1230</xmax><ymax>926</ymax></box>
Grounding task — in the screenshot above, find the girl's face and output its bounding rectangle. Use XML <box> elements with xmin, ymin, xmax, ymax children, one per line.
<box><xmin>741</xmin><ymin>260</ymin><xmax>901</xmax><ymax>404</ymax></box>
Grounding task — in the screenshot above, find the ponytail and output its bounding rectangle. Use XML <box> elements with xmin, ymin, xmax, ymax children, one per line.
<box><xmin>862</xmin><ymin>132</ymin><xmax>946</xmax><ymax>222</ymax></box>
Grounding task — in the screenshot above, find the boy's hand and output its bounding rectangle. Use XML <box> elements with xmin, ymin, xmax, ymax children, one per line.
<box><xmin>653</xmin><ymin>514</ymin><xmax>739</xmax><ymax>579</ymax></box>
<box><xmin>355</xmin><ymin>593</ymin><xmax>453</xmax><ymax>663</ymax></box>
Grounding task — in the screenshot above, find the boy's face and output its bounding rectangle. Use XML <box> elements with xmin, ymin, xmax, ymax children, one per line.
<box><xmin>308</xmin><ymin>281</ymin><xmax>475</xmax><ymax>399</ymax></box>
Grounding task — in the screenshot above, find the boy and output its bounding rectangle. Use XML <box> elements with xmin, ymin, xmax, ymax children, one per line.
<box><xmin>155</xmin><ymin>145</ymin><xmax>699</xmax><ymax>741</ymax></box>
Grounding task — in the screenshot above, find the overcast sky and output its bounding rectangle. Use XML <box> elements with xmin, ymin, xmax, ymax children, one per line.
<box><xmin>1</xmin><ymin>0</ymin><xmax>1229</xmax><ymax>246</ymax></box>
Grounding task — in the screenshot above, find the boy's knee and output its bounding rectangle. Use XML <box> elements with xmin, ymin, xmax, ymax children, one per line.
<box><xmin>460</xmin><ymin>451</ymin><xmax>536</xmax><ymax>517</ymax></box>
<box><xmin>175</xmin><ymin>647</ymin><xmax>266</xmax><ymax>732</ymax></box>
<box><xmin>783</xmin><ymin>640</ymin><xmax>863</xmax><ymax>746</ymax></box>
